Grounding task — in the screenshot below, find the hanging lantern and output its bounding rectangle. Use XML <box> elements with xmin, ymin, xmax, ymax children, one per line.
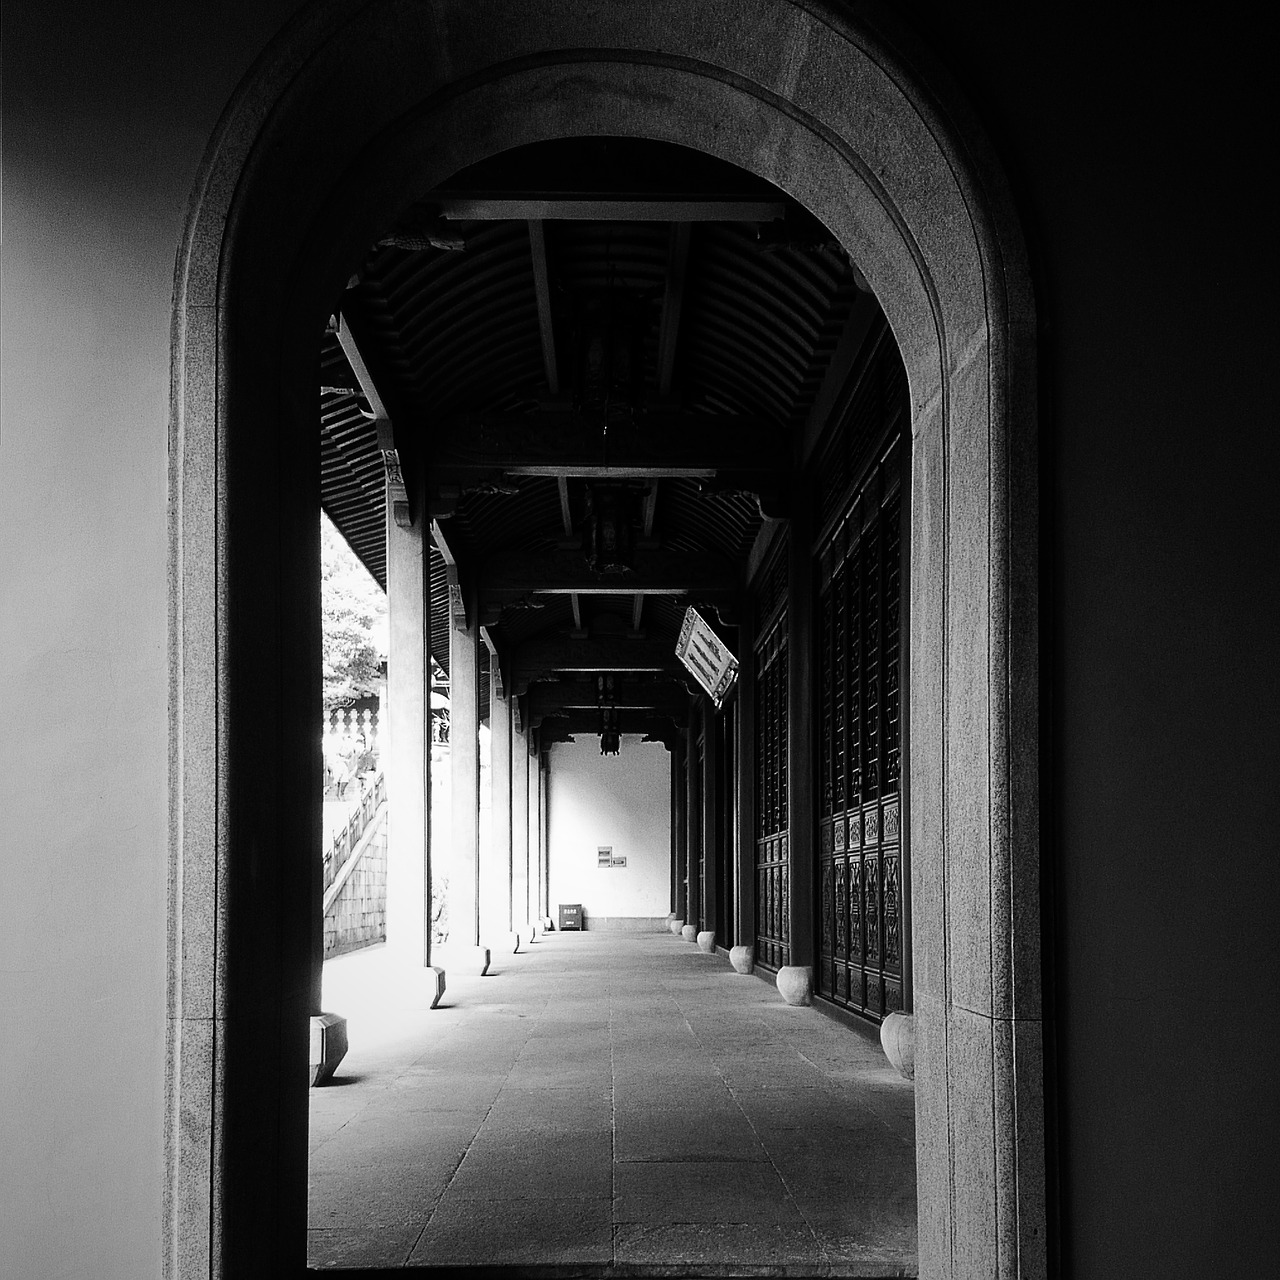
<box><xmin>597</xmin><ymin>674</ymin><xmax>621</xmax><ymax>755</ymax></box>
<box><xmin>583</xmin><ymin>484</ymin><xmax>638</xmax><ymax>575</ymax></box>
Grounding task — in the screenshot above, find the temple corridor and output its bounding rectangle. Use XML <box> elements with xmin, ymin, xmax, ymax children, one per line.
<box><xmin>308</xmin><ymin>930</ymin><xmax>917</xmax><ymax>1275</ymax></box>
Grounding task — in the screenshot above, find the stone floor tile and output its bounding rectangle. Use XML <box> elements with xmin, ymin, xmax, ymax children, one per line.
<box><xmin>307</xmin><ymin>1224</ymin><xmax>421</xmax><ymax>1269</ymax></box>
<box><xmin>408</xmin><ymin>1195</ymin><xmax>613</xmax><ymax>1266</ymax></box>
<box><xmin>308</xmin><ymin>1164</ymin><xmax>447</xmax><ymax>1227</ymax></box>
<box><xmin>614</xmin><ymin>1160</ymin><xmax>801</xmax><ymax>1224</ymax></box>
<box><xmin>613</xmin><ymin>1220</ymin><xmax>826</xmax><ymax>1267</ymax></box>
<box><xmin>310</xmin><ymin>933</ymin><xmax>916</xmax><ymax>1272</ymax></box>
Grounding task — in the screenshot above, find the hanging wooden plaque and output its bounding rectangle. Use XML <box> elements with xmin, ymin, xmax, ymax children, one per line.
<box><xmin>676</xmin><ymin>606</ymin><xmax>739</xmax><ymax>707</ymax></box>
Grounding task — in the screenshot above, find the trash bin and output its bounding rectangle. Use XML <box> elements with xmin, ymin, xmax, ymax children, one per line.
<box><xmin>558</xmin><ymin>903</ymin><xmax>583</xmax><ymax>931</ymax></box>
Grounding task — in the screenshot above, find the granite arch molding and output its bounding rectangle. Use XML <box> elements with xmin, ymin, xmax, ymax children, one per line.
<box><xmin>170</xmin><ymin>3</ymin><xmax>1042</xmax><ymax>1274</ymax></box>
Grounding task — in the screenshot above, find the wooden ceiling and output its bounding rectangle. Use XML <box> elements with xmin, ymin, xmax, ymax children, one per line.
<box><xmin>319</xmin><ymin>137</ymin><xmax>877</xmax><ymax>744</ymax></box>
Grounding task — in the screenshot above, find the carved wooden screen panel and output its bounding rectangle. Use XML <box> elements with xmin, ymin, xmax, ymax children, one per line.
<box><xmin>753</xmin><ymin>535</ymin><xmax>790</xmax><ymax>969</ymax></box>
<box><xmin>815</xmin><ymin>335</ymin><xmax>907</xmax><ymax>1020</ymax></box>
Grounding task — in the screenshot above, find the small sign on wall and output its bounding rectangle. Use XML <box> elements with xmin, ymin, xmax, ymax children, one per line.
<box><xmin>598</xmin><ymin>846</ymin><xmax>626</xmax><ymax>868</ymax></box>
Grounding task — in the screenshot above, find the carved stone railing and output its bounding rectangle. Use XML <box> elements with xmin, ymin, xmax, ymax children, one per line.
<box><xmin>322</xmin><ymin>772</ymin><xmax>386</xmax><ymax>893</ymax></box>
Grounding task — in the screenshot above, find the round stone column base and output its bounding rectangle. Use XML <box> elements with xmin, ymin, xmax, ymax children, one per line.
<box><xmin>668</xmin><ymin>918</ymin><xmax>685</xmax><ymax>935</ymax></box>
<box><xmin>880</xmin><ymin>1011</ymin><xmax>916</xmax><ymax>1080</ymax></box>
<box><xmin>681</xmin><ymin>924</ymin><xmax>698</xmax><ymax>943</ymax></box>
<box><xmin>309</xmin><ymin>1013</ymin><xmax>348</xmax><ymax>1086</ymax></box>
<box><xmin>729</xmin><ymin>945</ymin><xmax>755</xmax><ymax>974</ymax></box>
<box><xmin>696</xmin><ymin>930</ymin><xmax>716</xmax><ymax>952</ymax></box>
<box><xmin>776</xmin><ymin>965</ymin><xmax>814</xmax><ymax>1006</ymax></box>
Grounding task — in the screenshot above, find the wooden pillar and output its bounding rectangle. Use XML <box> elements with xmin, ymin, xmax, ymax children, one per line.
<box><xmin>670</xmin><ymin>746</ymin><xmax>681</xmax><ymax>915</ymax></box>
<box><xmin>702</xmin><ymin>700</ymin><xmax>719</xmax><ymax>944</ymax></box>
<box><xmin>735</xmin><ymin>591</ymin><xmax>757</xmax><ymax>961</ymax></box>
<box><xmin>685</xmin><ymin>711</ymin><xmax>701</xmax><ymax>930</ymax></box>
<box><xmin>448</xmin><ymin>579</ymin><xmax>481</xmax><ymax>947</ymax></box>
<box><xmin>487</xmin><ymin>668</ymin><xmax>513</xmax><ymax>941</ymax></box>
<box><xmin>384</xmin><ymin>496</ymin><xmax>432</xmax><ymax>968</ymax></box>
<box><xmin>781</xmin><ymin>504</ymin><xmax>815</xmax><ymax>1003</ymax></box>
<box><xmin>674</xmin><ymin>735</ymin><xmax>688</xmax><ymax>925</ymax></box>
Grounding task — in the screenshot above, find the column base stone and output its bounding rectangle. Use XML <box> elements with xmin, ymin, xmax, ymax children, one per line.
<box><xmin>696</xmin><ymin>930</ymin><xmax>716</xmax><ymax>953</ymax></box>
<box><xmin>420</xmin><ymin>965</ymin><xmax>447</xmax><ymax>1009</ymax></box>
<box><xmin>681</xmin><ymin>924</ymin><xmax>698</xmax><ymax>943</ymax></box>
<box><xmin>776</xmin><ymin>965</ymin><xmax>813</xmax><ymax>1006</ymax></box>
<box><xmin>880</xmin><ymin>1011</ymin><xmax>916</xmax><ymax>1080</ymax></box>
<box><xmin>309</xmin><ymin>1013</ymin><xmax>348</xmax><ymax>1086</ymax></box>
<box><xmin>668</xmin><ymin>918</ymin><xmax>685</xmax><ymax>935</ymax></box>
<box><xmin>729</xmin><ymin>945</ymin><xmax>755</xmax><ymax>974</ymax></box>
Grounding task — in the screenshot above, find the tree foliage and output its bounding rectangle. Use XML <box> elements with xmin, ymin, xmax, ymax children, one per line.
<box><xmin>321</xmin><ymin>512</ymin><xmax>388</xmax><ymax>707</ymax></box>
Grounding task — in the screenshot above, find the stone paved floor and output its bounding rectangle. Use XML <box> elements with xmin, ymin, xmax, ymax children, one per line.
<box><xmin>309</xmin><ymin>931</ymin><xmax>917</xmax><ymax>1275</ymax></box>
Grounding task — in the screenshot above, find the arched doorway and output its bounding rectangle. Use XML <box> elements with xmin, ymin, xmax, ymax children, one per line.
<box><xmin>168</xmin><ymin>3</ymin><xmax>1043</xmax><ymax>1273</ymax></box>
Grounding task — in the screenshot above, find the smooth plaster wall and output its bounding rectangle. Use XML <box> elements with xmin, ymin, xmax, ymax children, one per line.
<box><xmin>3</xmin><ymin>3</ymin><xmax>1277</xmax><ymax>1276</ymax></box>
<box><xmin>1</xmin><ymin>4</ymin><xmax>302</xmax><ymax>1276</ymax></box>
<box><xmin>547</xmin><ymin>737</ymin><xmax>672</xmax><ymax>923</ymax></box>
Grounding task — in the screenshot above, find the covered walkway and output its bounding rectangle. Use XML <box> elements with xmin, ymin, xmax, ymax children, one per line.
<box><xmin>309</xmin><ymin>930</ymin><xmax>916</xmax><ymax>1275</ymax></box>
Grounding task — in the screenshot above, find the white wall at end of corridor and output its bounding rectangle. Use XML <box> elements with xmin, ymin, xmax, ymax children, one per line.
<box><xmin>547</xmin><ymin>736</ymin><xmax>671</xmax><ymax>924</ymax></box>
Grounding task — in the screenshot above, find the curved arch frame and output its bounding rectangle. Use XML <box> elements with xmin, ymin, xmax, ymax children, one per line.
<box><xmin>168</xmin><ymin>3</ymin><xmax>1044</xmax><ymax>1274</ymax></box>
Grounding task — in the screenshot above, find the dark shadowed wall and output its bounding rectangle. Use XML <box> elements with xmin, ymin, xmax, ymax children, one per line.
<box><xmin>2</xmin><ymin>3</ymin><xmax>1275</xmax><ymax>1275</ymax></box>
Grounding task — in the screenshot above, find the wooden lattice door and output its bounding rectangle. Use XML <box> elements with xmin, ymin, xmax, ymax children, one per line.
<box><xmin>814</xmin><ymin>339</ymin><xmax>908</xmax><ymax>1019</ymax></box>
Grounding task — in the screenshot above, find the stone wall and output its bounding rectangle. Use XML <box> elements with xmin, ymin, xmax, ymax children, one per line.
<box><xmin>323</xmin><ymin>821</ymin><xmax>387</xmax><ymax>958</ymax></box>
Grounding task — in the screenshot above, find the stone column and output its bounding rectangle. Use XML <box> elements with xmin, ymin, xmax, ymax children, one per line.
<box><xmin>779</xmin><ymin>506</ymin><xmax>815</xmax><ymax>1005</ymax></box>
<box><xmin>698</xmin><ymin>700</ymin><xmax>719</xmax><ymax>953</ymax></box>
<box><xmin>384</xmin><ymin>493</ymin><xmax>444</xmax><ymax>1004</ymax></box>
<box><xmin>486</xmin><ymin>668</ymin><xmax>515</xmax><ymax>949</ymax></box>
<box><xmin>512</xmin><ymin>713</ymin><xmax>530</xmax><ymax>940</ymax></box>
<box><xmin>444</xmin><ymin>577</ymin><xmax>487</xmax><ymax>974</ymax></box>
<box><xmin>731</xmin><ymin>591</ymin><xmax>756</xmax><ymax>974</ymax></box>
<box><xmin>527</xmin><ymin>736</ymin><xmax>540</xmax><ymax>933</ymax></box>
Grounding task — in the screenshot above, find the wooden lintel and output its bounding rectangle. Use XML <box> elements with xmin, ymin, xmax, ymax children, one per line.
<box><xmin>480</xmin><ymin>627</ymin><xmax>505</xmax><ymax>699</ymax></box>
<box><xmin>528</xmin><ymin>221</ymin><xmax>560</xmax><ymax>396</ymax></box>
<box><xmin>557</xmin><ymin>476</ymin><xmax>573</xmax><ymax>535</ymax></box>
<box><xmin>656</xmin><ymin>223</ymin><xmax>692</xmax><ymax>399</ymax></box>
<box><xmin>436</xmin><ymin>196</ymin><xmax>787</xmax><ymax>222</ymax></box>
<box><xmin>796</xmin><ymin>291</ymin><xmax>881</xmax><ymax>473</ymax></box>
<box><xmin>514</xmin><ymin>635</ymin><xmax>679</xmax><ymax>681</ymax></box>
<box><xmin>479</xmin><ymin>545</ymin><xmax>737</xmax><ymax>598</ymax></box>
<box><xmin>528</xmin><ymin>679</ymin><xmax>689</xmax><ymax>720</ymax></box>
<box><xmin>334</xmin><ymin>314</ymin><xmax>389</xmax><ymax>419</ymax></box>
<box><xmin>431</xmin><ymin>411</ymin><xmax>782</xmax><ymax>478</ymax></box>
<box><xmin>537</xmin><ymin>708</ymin><xmax>688</xmax><ymax>736</ymax></box>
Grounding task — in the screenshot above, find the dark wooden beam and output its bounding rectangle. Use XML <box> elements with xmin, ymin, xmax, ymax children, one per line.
<box><xmin>528</xmin><ymin>221</ymin><xmax>560</xmax><ymax>397</ymax></box>
<box><xmin>557</xmin><ymin>476</ymin><xmax>573</xmax><ymax>535</ymax></box>
<box><xmin>335</xmin><ymin>314</ymin><xmax>412</xmax><ymax>527</ymax></box>
<box><xmin>435</xmin><ymin>196</ymin><xmax>786</xmax><ymax>222</ymax></box>
<box><xmin>538</xmin><ymin>708</ymin><xmax>688</xmax><ymax>736</ymax></box>
<box><xmin>795</xmin><ymin>290</ymin><xmax>881</xmax><ymax>472</ymax></box>
<box><xmin>514</xmin><ymin>635</ymin><xmax>680</xmax><ymax>685</ymax></box>
<box><xmin>431</xmin><ymin>411</ymin><xmax>782</xmax><ymax>479</ymax></box>
<box><xmin>527</xmin><ymin>679</ymin><xmax>690</xmax><ymax>719</ymax></box>
<box><xmin>479</xmin><ymin>545</ymin><xmax>738</xmax><ymax>600</ymax></box>
<box><xmin>656</xmin><ymin>223</ymin><xmax>692</xmax><ymax>400</ymax></box>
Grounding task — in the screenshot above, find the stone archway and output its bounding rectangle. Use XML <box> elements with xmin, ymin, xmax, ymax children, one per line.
<box><xmin>169</xmin><ymin>3</ymin><xmax>1043</xmax><ymax>1274</ymax></box>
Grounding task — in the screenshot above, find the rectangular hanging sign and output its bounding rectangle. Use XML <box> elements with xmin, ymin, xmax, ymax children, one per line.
<box><xmin>676</xmin><ymin>606</ymin><xmax>739</xmax><ymax>708</ymax></box>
